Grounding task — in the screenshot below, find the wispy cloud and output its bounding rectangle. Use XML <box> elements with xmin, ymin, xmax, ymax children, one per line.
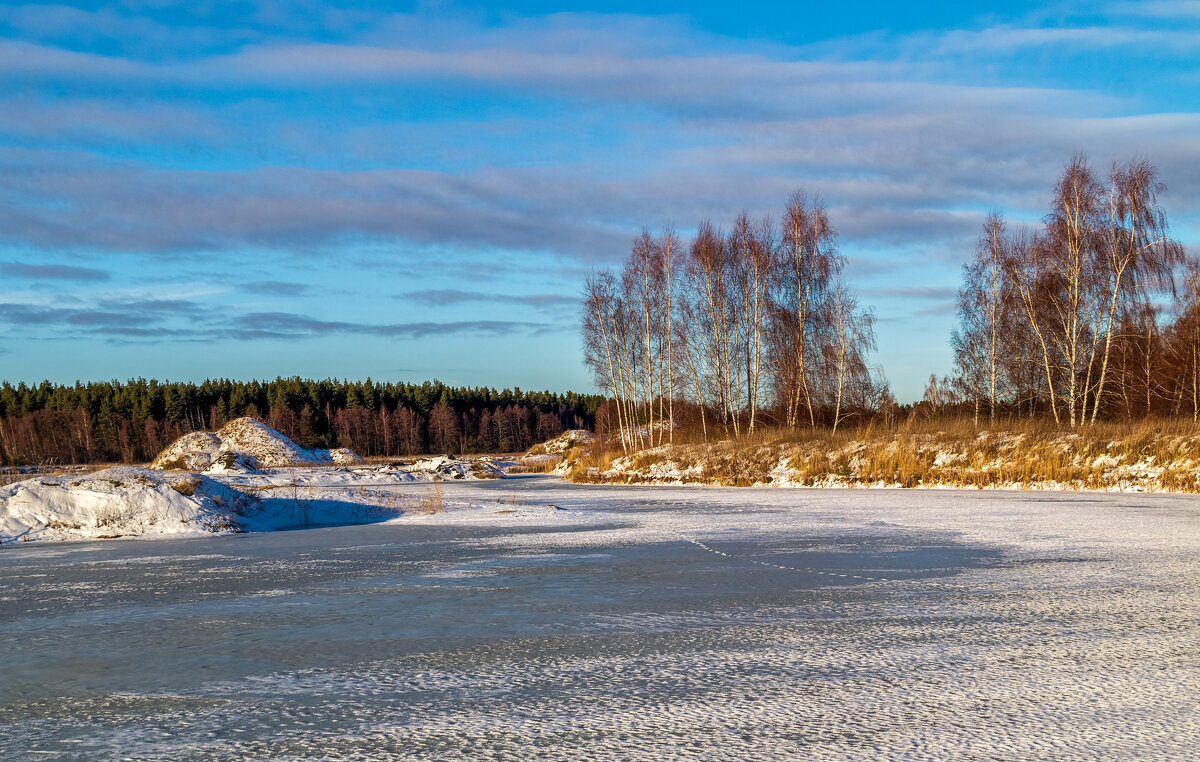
<box><xmin>1107</xmin><ymin>1</ymin><xmax>1200</xmax><ymax>20</ymax></box>
<box><xmin>397</xmin><ymin>289</ymin><xmax>578</xmax><ymax>310</ymax></box>
<box><xmin>872</xmin><ymin>287</ymin><xmax>960</xmax><ymax>301</ymax></box>
<box><xmin>0</xmin><ymin>297</ymin><xmax>209</xmax><ymax>338</ymax></box>
<box><xmin>0</xmin><ymin>300</ymin><xmax>554</xmax><ymax>342</ymax></box>
<box><xmin>1</xmin><ymin>261</ymin><xmax>109</xmax><ymax>280</ymax></box>
<box><xmin>237</xmin><ymin>280</ymin><xmax>309</xmax><ymax>296</ymax></box>
<box><xmin>0</xmin><ymin>9</ymin><xmax>1194</xmax><ymax>264</ymax></box>
<box><xmin>237</xmin><ymin>312</ymin><xmax>550</xmax><ymax>340</ymax></box>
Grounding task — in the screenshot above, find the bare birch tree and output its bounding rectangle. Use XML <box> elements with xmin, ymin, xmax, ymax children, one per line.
<box><xmin>1089</xmin><ymin>157</ymin><xmax>1184</xmax><ymax>420</ymax></box>
<box><xmin>953</xmin><ymin>212</ymin><xmax>1009</xmax><ymax>423</ymax></box>
<box><xmin>772</xmin><ymin>191</ymin><xmax>841</xmax><ymax>428</ymax></box>
<box><xmin>824</xmin><ymin>281</ymin><xmax>876</xmax><ymax>432</ymax></box>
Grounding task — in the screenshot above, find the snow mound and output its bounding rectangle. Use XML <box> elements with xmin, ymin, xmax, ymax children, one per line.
<box><xmin>402</xmin><ymin>455</ymin><xmax>508</xmax><ymax>480</ymax></box>
<box><xmin>0</xmin><ymin>467</ymin><xmax>256</xmax><ymax>543</ymax></box>
<box><xmin>518</xmin><ymin>430</ymin><xmax>596</xmax><ymax>475</ymax></box>
<box><xmin>330</xmin><ymin>448</ymin><xmax>363</xmax><ymax>466</ymax></box>
<box><xmin>151</xmin><ymin>418</ymin><xmax>363</xmax><ymax>472</ymax></box>
<box><xmin>527</xmin><ymin>429</ymin><xmax>595</xmax><ymax>457</ymax></box>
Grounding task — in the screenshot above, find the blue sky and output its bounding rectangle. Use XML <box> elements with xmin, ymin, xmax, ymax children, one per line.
<box><xmin>0</xmin><ymin>1</ymin><xmax>1197</xmax><ymax>402</ymax></box>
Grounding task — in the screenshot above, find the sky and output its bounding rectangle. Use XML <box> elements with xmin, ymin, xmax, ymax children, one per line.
<box><xmin>0</xmin><ymin>1</ymin><xmax>1197</xmax><ymax>402</ymax></box>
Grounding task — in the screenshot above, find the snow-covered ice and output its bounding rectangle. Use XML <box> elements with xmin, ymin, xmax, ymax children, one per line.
<box><xmin>1</xmin><ymin>477</ymin><xmax>1197</xmax><ymax>759</ymax></box>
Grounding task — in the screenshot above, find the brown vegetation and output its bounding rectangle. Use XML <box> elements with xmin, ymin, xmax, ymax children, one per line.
<box><xmin>567</xmin><ymin>418</ymin><xmax>1200</xmax><ymax>492</ymax></box>
<box><xmin>416</xmin><ymin>481</ymin><xmax>445</xmax><ymax>514</ymax></box>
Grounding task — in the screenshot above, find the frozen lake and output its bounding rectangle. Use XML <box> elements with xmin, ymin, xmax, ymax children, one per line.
<box><xmin>2</xmin><ymin>476</ymin><xmax>1198</xmax><ymax>759</ymax></box>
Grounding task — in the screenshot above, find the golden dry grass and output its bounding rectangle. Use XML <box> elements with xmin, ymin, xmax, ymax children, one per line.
<box><xmin>566</xmin><ymin>418</ymin><xmax>1200</xmax><ymax>492</ymax></box>
<box><xmin>507</xmin><ymin>454</ymin><xmax>564</xmax><ymax>474</ymax></box>
<box><xmin>416</xmin><ymin>481</ymin><xmax>445</xmax><ymax>514</ymax></box>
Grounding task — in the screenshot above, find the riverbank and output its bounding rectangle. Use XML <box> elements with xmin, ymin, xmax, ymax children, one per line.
<box><xmin>563</xmin><ymin>419</ymin><xmax>1200</xmax><ymax>492</ymax></box>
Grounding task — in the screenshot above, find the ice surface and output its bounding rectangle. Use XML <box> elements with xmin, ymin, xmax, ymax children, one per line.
<box><xmin>1</xmin><ymin>477</ymin><xmax>1198</xmax><ymax>759</ymax></box>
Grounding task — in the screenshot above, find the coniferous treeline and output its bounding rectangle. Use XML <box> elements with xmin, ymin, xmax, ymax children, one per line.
<box><xmin>949</xmin><ymin>153</ymin><xmax>1191</xmax><ymax>424</ymax></box>
<box><xmin>583</xmin><ymin>191</ymin><xmax>888</xmax><ymax>451</ymax></box>
<box><xmin>0</xmin><ymin>377</ymin><xmax>604</xmax><ymax>465</ymax></box>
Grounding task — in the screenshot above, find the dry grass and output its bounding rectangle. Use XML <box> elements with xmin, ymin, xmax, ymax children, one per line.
<box><xmin>567</xmin><ymin>418</ymin><xmax>1200</xmax><ymax>492</ymax></box>
<box><xmin>564</xmin><ymin>445</ymin><xmax>620</xmax><ymax>484</ymax></box>
<box><xmin>416</xmin><ymin>481</ymin><xmax>445</xmax><ymax>514</ymax></box>
<box><xmin>507</xmin><ymin>454</ymin><xmax>563</xmax><ymax>474</ymax></box>
<box><xmin>1</xmin><ymin>463</ymin><xmax>112</xmax><ymax>487</ymax></box>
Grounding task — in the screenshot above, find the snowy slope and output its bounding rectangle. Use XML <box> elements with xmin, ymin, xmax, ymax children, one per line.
<box><xmin>0</xmin><ymin>467</ymin><xmax>256</xmax><ymax>542</ymax></box>
<box><xmin>528</xmin><ymin>430</ymin><xmax>595</xmax><ymax>455</ymax></box>
<box><xmin>0</xmin><ymin>465</ymin><xmax>423</xmax><ymax>543</ymax></box>
<box><xmin>151</xmin><ymin>418</ymin><xmax>363</xmax><ymax>472</ymax></box>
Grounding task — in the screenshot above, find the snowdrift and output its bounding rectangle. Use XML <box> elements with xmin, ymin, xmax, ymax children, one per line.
<box><xmin>517</xmin><ymin>430</ymin><xmax>596</xmax><ymax>474</ymax></box>
<box><xmin>0</xmin><ymin>467</ymin><xmax>256</xmax><ymax>542</ymax></box>
<box><xmin>2</xmin><ymin>420</ymin><xmax>526</xmax><ymax>544</ymax></box>
<box><xmin>0</xmin><ymin>465</ymin><xmax>413</xmax><ymax>544</ymax></box>
<box><xmin>527</xmin><ymin>429</ymin><xmax>595</xmax><ymax>456</ymax></box>
<box><xmin>152</xmin><ymin>418</ymin><xmax>363</xmax><ymax>472</ymax></box>
<box><xmin>400</xmin><ymin>455</ymin><xmax>508</xmax><ymax>480</ymax></box>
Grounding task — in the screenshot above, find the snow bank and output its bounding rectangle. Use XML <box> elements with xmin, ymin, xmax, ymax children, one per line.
<box><xmin>151</xmin><ymin>418</ymin><xmax>364</xmax><ymax>472</ymax></box>
<box><xmin>527</xmin><ymin>429</ymin><xmax>595</xmax><ymax>456</ymax></box>
<box><xmin>0</xmin><ymin>465</ymin><xmax>419</xmax><ymax>544</ymax></box>
<box><xmin>516</xmin><ymin>430</ymin><xmax>597</xmax><ymax>475</ymax></box>
<box><xmin>0</xmin><ymin>467</ymin><xmax>256</xmax><ymax>542</ymax></box>
<box><xmin>396</xmin><ymin>455</ymin><xmax>509</xmax><ymax>480</ymax></box>
<box><xmin>3</xmin><ymin>425</ymin><xmax>530</xmax><ymax>544</ymax></box>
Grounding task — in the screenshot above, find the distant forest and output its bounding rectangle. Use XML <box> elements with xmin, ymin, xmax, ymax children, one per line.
<box><xmin>0</xmin><ymin>378</ymin><xmax>604</xmax><ymax>466</ymax></box>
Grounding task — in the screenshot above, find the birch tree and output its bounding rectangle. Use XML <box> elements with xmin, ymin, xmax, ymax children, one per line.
<box><xmin>772</xmin><ymin>191</ymin><xmax>840</xmax><ymax>429</ymax></box>
<box><xmin>824</xmin><ymin>281</ymin><xmax>876</xmax><ymax>432</ymax></box>
<box><xmin>1089</xmin><ymin>157</ymin><xmax>1184</xmax><ymax>420</ymax></box>
<box><xmin>953</xmin><ymin>212</ymin><xmax>1009</xmax><ymax>422</ymax></box>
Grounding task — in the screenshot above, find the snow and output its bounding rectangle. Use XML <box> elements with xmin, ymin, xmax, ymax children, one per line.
<box><xmin>595</xmin><ymin>438</ymin><xmax>1200</xmax><ymax>493</ymax></box>
<box><xmin>0</xmin><ymin>465</ymin><xmax>430</xmax><ymax>543</ymax></box>
<box><xmin>150</xmin><ymin>417</ymin><xmax>364</xmax><ymax>473</ymax></box>
<box><xmin>2</xmin><ymin>479</ymin><xmax>1198</xmax><ymax>758</ymax></box>
<box><xmin>1</xmin><ymin>454</ymin><xmax>518</xmax><ymax>543</ymax></box>
<box><xmin>518</xmin><ymin>429</ymin><xmax>596</xmax><ymax>474</ymax></box>
<box><xmin>529</xmin><ymin>429</ymin><xmax>595</xmax><ymax>455</ymax></box>
<box><xmin>0</xmin><ymin>467</ymin><xmax>254</xmax><ymax>542</ymax></box>
<box><xmin>405</xmin><ymin>454</ymin><xmax>509</xmax><ymax>480</ymax></box>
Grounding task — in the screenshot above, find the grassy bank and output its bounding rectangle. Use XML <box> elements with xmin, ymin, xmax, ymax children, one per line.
<box><xmin>561</xmin><ymin>419</ymin><xmax>1200</xmax><ymax>492</ymax></box>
